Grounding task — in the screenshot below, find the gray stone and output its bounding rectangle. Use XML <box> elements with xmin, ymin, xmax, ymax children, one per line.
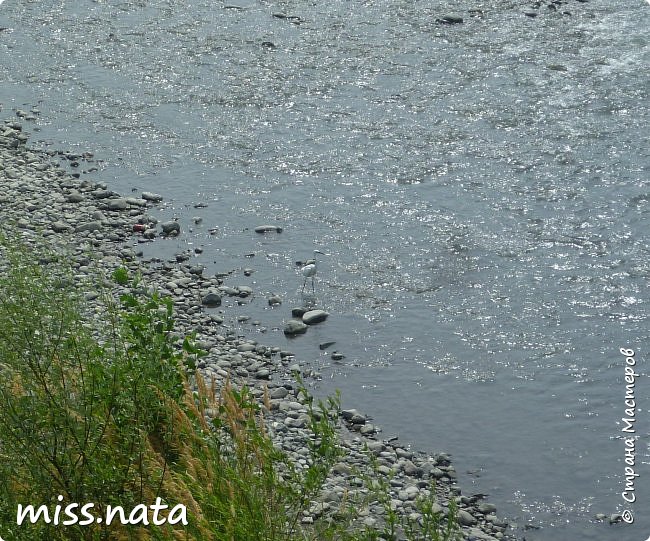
<box><xmin>302</xmin><ymin>309</ymin><xmax>329</xmax><ymax>325</ymax></box>
<box><xmin>457</xmin><ymin>509</ymin><xmax>478</xmax><ymax>526</ymax></box>
<box><xmin>107</xmin><ymin>198</ymin><xmax>128</xmax><ymax>210</ymax></box>
<box><xmin>285</xmin><ymin>416</ymin><xmax>306</xmax><ymax>428</ymax></box>
<box><xmin>126</xmin><ymin>197</ymin><xmax>147</xmax><ymax>207</ymax></box>
<box><xmin>255</xmin><ymin>369</ymin><xmax>270</xmax><ymax>379</ymax></box>
<box><xmin>267</xmin><ymin>295</ymin><xmax>282</xmax><ymax>306</ymax></box>
<box><xmin>237</xmin><ymin>286</ymin><xmax>253</xmax><ymax>297</ymax></box>
<box><xmin>284</xmin><ymin>320</ymin><xmax>308</xmax><ymax>335</ymax></box>
<box><xmin>91</xmin><ymin>189</ymin><xmax>112</xmax><ymax>199</ymax></box>
<box><xmin>254</xmin><ymin>224</ymin><xmax>283</xmax><ymax>234</ymax></box>
<box><xmin>466</xmin><ymin>527</ymin><xmax>498</xmax><ymax>541</ymax></box>
<box><xmin>341</xmin><ymin>409</ymin><xmax>362</xmax><ymax>421</ymax></box>
<box><xmin>478</xmin><ymin>503</ymin><xmax>497</xmax><ymax>514</ymax></box>
<box><xmin>270</xmin><ymin>387</ymin><xmax>289</xmax><ymax>399</ymax></box>
<box><xmin>220</xmin><ymin>286</ymin><xmax>239</xmax><ymax>296</ymax></box>
<box><xmin>437</xmin><ymin>15</ymin><xmax>463</xmax><ymax>24</ymax></box>
<box><xmin>201</xmin><ymin>291</ymin><xmax>222</xmax><ymax>307</ymax></box>
<box><xmin>430</xmin><ymin>503</ymin><xmax>444</xmax><ymax>515</ymax></box>
<box><xmin>402</xmin><ymin>460</ymin><xmax>424</xmax><ymax>478</ymax></box>
<box><xmin>65</xmin><ymin>191</ymin><xmax>84</xmax><ymax>203</ymax></box>
<box><xmin>142</xmin><ymin>191</ymin><xmax>163</xmax><ymax>202</ymax></box>
<box><xmin>161</xmin><ymin>221</ymin><xmax>180</xmax><ymax>235</ymax></box>
<box><xmin>51</xmin><ymin>221</ymin><xmax>72</xmax><ymax>233</ymax></box>
<box><xmin>75</xmin><ymin>221</ymin><xmax>102</xmax><ymax>233</ymax></box>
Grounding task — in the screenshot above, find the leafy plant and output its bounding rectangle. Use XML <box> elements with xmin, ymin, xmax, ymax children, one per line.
<box><xmin>0</xmin><ymin>235</ymin><xmax>462</xmax><ymax>541</ymax></box>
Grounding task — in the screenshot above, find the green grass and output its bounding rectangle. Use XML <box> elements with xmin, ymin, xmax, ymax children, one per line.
<box><xmin>0</xmin><ymin>234</ymin><xmax>461</xmax><ymax>541</ymax></box>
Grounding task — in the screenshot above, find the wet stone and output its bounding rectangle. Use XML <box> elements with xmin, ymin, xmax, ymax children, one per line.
<box><xmin>284</xmin><ymin>320</ymin><xmax>308</xmax><ymax>335</ymax></box>
<box><xmin>201</xmin><ymin>291</ymin><xmax>222</xmax><ymax>307</ymax></box>
<box><xmin>107</xmin><ymin>198</ymin><xmax>128</xmax><ymax>210</ymax></box>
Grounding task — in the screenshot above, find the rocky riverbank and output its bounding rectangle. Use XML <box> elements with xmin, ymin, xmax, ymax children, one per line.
<box><xmin>0</xmin><ymin>114</ymin><xmax>517</xmax><ymax>541</ymax></box>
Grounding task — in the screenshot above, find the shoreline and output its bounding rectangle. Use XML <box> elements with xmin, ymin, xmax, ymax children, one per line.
<box><xmin>0</xmin><ymin>114</ymin><xmax>517</xmax><ymax>541</ymax></box>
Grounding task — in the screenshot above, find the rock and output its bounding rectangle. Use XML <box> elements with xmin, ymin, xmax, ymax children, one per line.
<box><xmin>291</xmin><ymin>307</ymin><xmax>308</xmax><ymax>317</ymax></box>
<box><xmin>219</xmin><ymin>286</ymin><xmax>239</xmax><ymax>296</ymax></box>
<box><xmin>65</xmin><ymin>191</ymin><xmax>84</xmax><ymax>203</ymax></box>
<box><xmin>331</xmin><ymin>352</ymin><xmax>345</xmax><ymax>361</ymax></box>
<box><xmin>524</xmin><ymin>11</ymin><xmax>538</xmax><ymax>17</ymax></box>
<box><xmin>467</xmin><ymin>527</ymin><xmax>499</xmax><ymax>540</ymax></box>
<box><xmin>267</xmin><ymin>295</ymin><xmax>282</xmax><ymax>306</ymax></box>
<box><xmin>201</xmin><ymin>292</ymin><xmax>222</xmax><ymax>307</ymax></box>
<box><xmin>457</xmin><ymin>509</ymin><xmax>478</xmax><ymax>526</ymax></box>
<box><xmin>141</xmin><ymin>191</ymin><xmax>163</xmax><ymax>202</ymax></box>
<box><xmin>478</xmin><ymin>503</ymin><xmax>497</xmax><ymax>514</ymax></box>
<box><xmin>402</xmin><ymin>460</ymin><xmax>424</xmax><ymax>478</ymax></box>
<box><xmin>270</xmin><ymin>387</ymin><xmax>289</xmax><ymax>399</ymax></box>
<box><xmin>285</xmin><ymin>416</ymin><xmax>307</xmax><ymax>428</ymax></box>
<box><xmin>126</xmin><ymin>197</ymin><xmax>147</xmax><ymax>207</ymax></box>
<box><xmin>255</xmin><ymin>369</ymin><xmax>270</xmax><ymax>379</ymax></box>
<box><xmin>107</xmin><ymin>198</ymin><xmax>128</xmax><ymax>210</ymax></box>
<box><xmin>91</xmin><ymin>189</ymin><xmax>112</xmax><ymax>199</ymax></box>
<box><xmin>74</xmin><ymin>221</ymin><xmax>102</xmax><ymax>233</ymax></box>
<box><xmin>436</xmin><ymin>15</ymin><xmax>463</xmax><ymax>24</ymax></box>
<box><xmin>254</xmin><ymin>224</ymin><xmax>283</xmax><ymax>234</ymax></box>
<box><xmin>51</xmin><ymin>221</ymin><xmax>72</xmax><ymax>233</ymax></box>
<box><xmin>237</xmin><ymin>286</ymin><xmax>253</xmax><ymax>297</ymax></box>
<box><xmin>302</xmin><ymin>309</ymin><xmax>329</xmax><ymax>325</ymax></box>
<box><xmin>284</xmin><ymin>320</ymin><xmax>308</xmax><ymax>335</ymax></box>
<box><xmin>341</xmin><ymin>409</ymin><xmax>362</xmax><ymax>421</ymax></box>
<box><xmin>161</xmin><ymin>221</ymin><xmax>180</xmax><ymax>235</ymax></box>
<box><xmin>344</xmin><ymin>413</ymin><xmax>364</xmax><ymax>426</ymax></box>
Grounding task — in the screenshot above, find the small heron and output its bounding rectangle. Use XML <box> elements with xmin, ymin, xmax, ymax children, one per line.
<box><xmin>301</xmin><ymin>249</ymin><xmax>325</xmax><ymax>293</ymax></box>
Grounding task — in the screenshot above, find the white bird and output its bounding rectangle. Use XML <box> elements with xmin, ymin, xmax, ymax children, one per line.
<box><xmin>301</xmin><ymin>249</ymin><xmax>325</xmax><ymax>293</ymax></box>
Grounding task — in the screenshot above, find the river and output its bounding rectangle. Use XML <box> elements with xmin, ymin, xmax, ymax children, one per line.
<box><xmin>1</xmin><ymin>1</ymin><xmax>648</xmax><ymax>539</ymax></box>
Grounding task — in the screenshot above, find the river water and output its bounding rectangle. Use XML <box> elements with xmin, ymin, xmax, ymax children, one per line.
<box><xmin>1</xmin><ymin>1</ymin><xmax>649</xmax><ymax>539</ymax></box>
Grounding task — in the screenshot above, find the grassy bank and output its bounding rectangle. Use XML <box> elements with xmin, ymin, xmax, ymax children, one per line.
<box><xmin>0</xmin><ymin>234</ymin><xmax>460</xmax><ymax>541</ymax></box>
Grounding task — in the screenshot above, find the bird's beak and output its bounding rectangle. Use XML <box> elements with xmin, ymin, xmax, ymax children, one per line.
<box><xmin>314</xmin><ymin>250</ymin><xmax>325</xmax><ymax>255</ymax></box>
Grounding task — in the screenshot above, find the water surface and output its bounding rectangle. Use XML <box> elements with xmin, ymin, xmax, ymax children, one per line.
<box><xmin>1</xmin><ymin>1</ymin><xmax>649</xmax><ymax>539</ymax></box>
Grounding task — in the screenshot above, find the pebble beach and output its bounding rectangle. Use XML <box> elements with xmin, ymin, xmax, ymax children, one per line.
<box><xmin>0</xmin><ymin>112</ymin><xmax>517</xmax><ymax>541</ymax></box>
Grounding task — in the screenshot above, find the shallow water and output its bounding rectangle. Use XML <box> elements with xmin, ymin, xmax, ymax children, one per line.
<box><xmin>1</xmin><ymin>0</ymin><xmax>649</xmax><ymax>539</ymax></box>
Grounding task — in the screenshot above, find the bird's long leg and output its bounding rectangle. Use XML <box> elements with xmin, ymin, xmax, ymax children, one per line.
<box><xmin>302</xmin><ymin>277</ymin><xmax>307</xmax><ymax>293</ymax></box>
<box><xmin>311</xmin><ymin>276</ymin><xmax>315</xmax><ymax>293</ymax></box>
